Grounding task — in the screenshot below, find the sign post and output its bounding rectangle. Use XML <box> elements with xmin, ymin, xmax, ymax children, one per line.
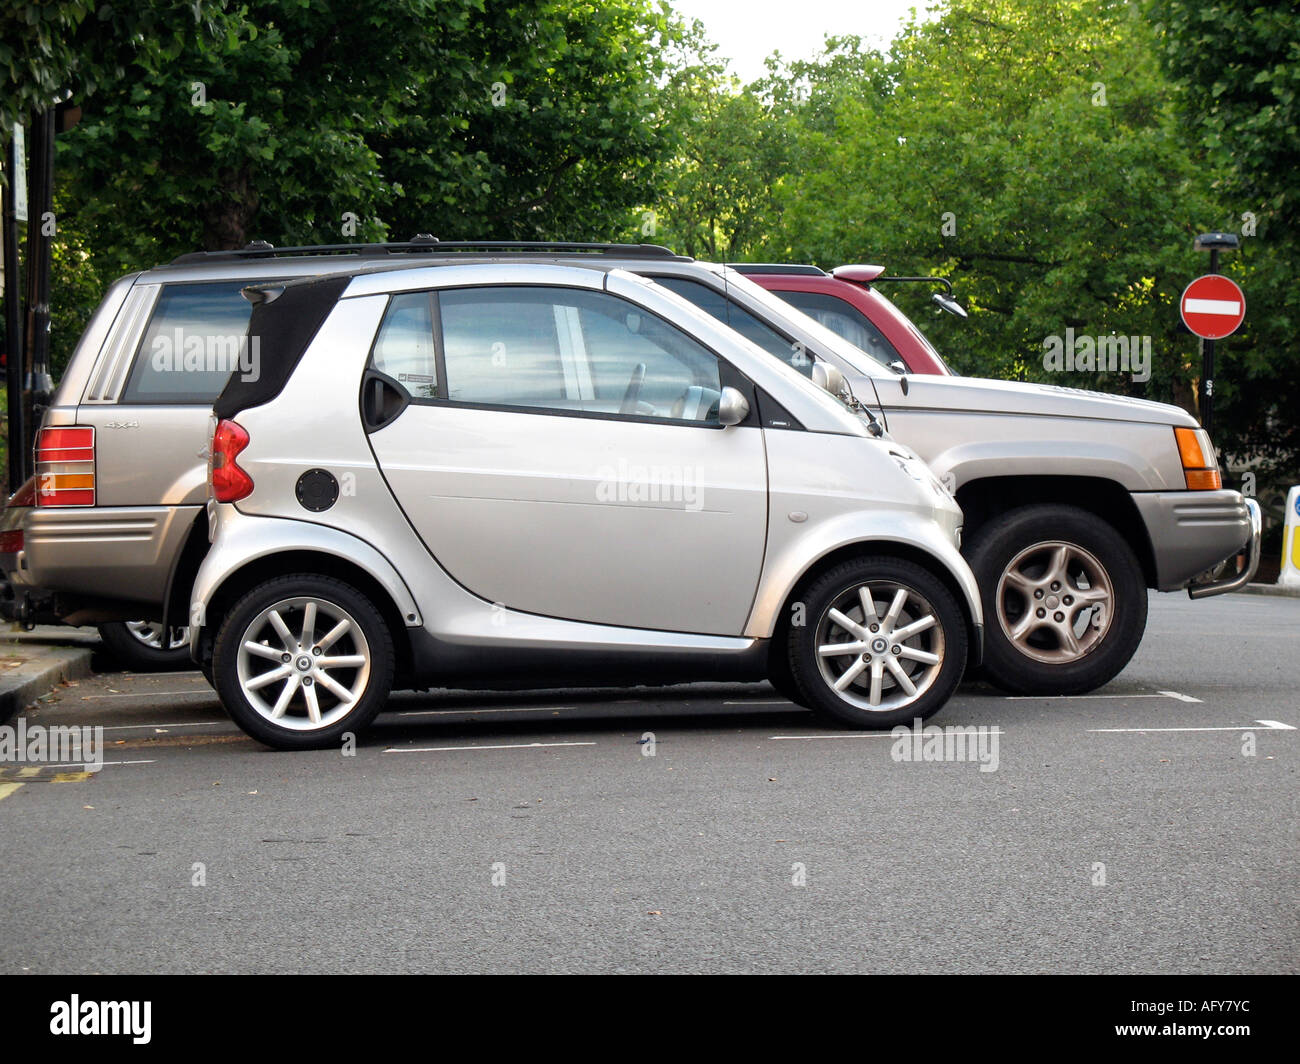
<box><xmin>2</xmin><ymin>124</ymin><xmax>25</xmax><ymax>492</ymax></box>
<box><xmin>1185</xmin><ymin>233</ymin><xmax>1243</xmax><ymax>440</ymax></box>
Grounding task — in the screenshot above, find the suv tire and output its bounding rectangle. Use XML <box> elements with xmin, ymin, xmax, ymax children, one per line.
<box><xmin>212</xmin><ymin>574</ymin><xmax>394</xmax><ymax>750</ymax></box>
<box><xmin>966</xmin><ymin>505</ymin><xmax>1146</xmax><ymax>696</ymax></box>
<box><xmin>97</xmin><ymin>621</ymin><xmax>191</xmax><ymax>672</ymax></box>
<box><xmin>787</xmin><ymin>557</ymin><xmax>967</xmax><ymax>728</ymax></box>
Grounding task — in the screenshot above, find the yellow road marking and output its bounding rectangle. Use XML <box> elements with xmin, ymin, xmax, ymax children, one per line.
<box><xmin>52</xmin><ymin>771</ymin><xmax>93</xmax><ymax>783</ymax></box>
<box><xmin>18</xmin><ymin>766</ymin><xmax>41</xmax><ymax>778</ymax></box>
<box><xmin>0</xmin><ymin>782</ymin><xmax>23</xmax><ymax>802</ymax></box>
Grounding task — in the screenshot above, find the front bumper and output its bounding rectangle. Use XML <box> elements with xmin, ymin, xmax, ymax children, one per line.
<box><xmin>1131</xmin><ymin>489</ymin><xmax>1257</xmax><ymax>594</ymax></box>
<box><xmin>1187</xmin><ymin>497</ymin><xmax>1261</xmax><ymax>599</ymax></box>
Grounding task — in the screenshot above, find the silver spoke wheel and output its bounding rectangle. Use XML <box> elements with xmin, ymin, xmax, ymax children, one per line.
<box><xmin>124</xmin><ymin>620</ymin><xmax>190</xmax><ymax>651</ymax></box>
<box><xmin>235</xmin><ymin>596</ymin><xmax>371</xmax><ymax>732</ymax></box>
<box><xmin>995</xmin><ymin>540</ymin><xmax>1114</xmax><ymax>665</ymax></box>
<box><xmin>815</xmin><ymin>581</ymin><xmax>946</xmax><ymax>713</ymax></box>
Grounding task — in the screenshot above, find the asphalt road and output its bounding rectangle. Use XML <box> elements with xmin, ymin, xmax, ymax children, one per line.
<box><xmin>1</xmin><ymin>591</ymin><xmax>1296</xmax><ymax>974</ymax></box>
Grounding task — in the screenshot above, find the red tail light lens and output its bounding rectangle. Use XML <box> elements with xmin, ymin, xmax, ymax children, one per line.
<box><xmin>211</xmin><ymin>419</ymin><xmax>254</xmax><ymax>502</ymax></box>
<box><xmin>35</xmin><ymin>427</ymin><xmax>95</xmax><ymax>507</ymax></box>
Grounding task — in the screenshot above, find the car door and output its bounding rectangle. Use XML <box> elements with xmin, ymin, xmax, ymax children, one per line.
<box><xmin>363</xmin><ymin>282</ymin><xmax>769</xmax><ymax>636</ymax></box>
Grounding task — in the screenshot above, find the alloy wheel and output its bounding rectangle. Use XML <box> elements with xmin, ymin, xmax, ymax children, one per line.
<box><xmin>814</xmin><ymin>580</ymin><xmax>946</xmax><ymax>712</ymax></box>
<box><xmin>235</xmin><ymin>596</ymin><xmax>372</xmax><ymax>731</ymax></box>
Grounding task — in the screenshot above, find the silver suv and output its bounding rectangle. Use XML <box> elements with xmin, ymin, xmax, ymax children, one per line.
<box><xmin>189</xmin><ymin>262</ymin><xmax>982</xmax><ymax>748</ymax></box>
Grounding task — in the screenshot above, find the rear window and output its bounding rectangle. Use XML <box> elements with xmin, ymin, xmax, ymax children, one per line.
<box><xmin>120</xmin><ymin>282</ymin><xmax>258</xmax><ymax>404</ymax></box>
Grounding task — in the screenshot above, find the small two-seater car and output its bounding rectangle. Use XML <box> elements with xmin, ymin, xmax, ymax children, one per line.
<box><xmin>189</xmin><ymin>261</ymin><xmax>983</xmax><ymax>748</ymax></box>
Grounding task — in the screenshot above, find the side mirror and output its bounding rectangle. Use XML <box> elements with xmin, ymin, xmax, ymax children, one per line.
<box><xmin>931</xmin><ymin>291</ymin><xmax>968</xmax><ymax>318</ymax></box>
<box><xmin>811</xmin><ymin>362</ymin><xmax>846</xmax><ymax>398</ymax></box>
<box><xmin>717</xmin><ymin>386</ymin><xmax>750</xmax><ymax>427</ymax></box>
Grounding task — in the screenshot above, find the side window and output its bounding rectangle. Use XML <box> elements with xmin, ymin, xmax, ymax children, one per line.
<box><xmin>655</xmin><ymin>276</ymin><xmax>814</xmax><ymax>377</ymax></box>
<box><xmin>777</xmin><ymin>290</ymin><xmax>904</xmax><ymax>368</ymax></box>
<box><xmin>437</xmin><ymin>286</ymin><xmax>722</xmax><ymax>423</ymax></box>
<box><xmin>371</xmin><ymin>292</ymin><xmax>438</xmax><ymax>399</ymax></box>
<box><xmin>121</xmin><ymin>282</ymin><xmax>256</xmax><ymax>404</ymax></box>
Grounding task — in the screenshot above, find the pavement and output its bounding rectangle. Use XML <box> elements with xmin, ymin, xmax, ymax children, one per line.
<box><xmin>0</xmin><ymin>626</ymin><xmax>99</xmax><ymax>724</ymax></box>
<box><xmin>0</xmin><ymin>590</ymin><xmax>1296</xmax><ymax>974</ymax></box>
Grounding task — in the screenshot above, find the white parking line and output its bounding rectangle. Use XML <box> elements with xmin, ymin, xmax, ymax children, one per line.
<box><xmin>1088</xmin><ymin>720</ymin><xmax>1294</xmax><ymax>734</ymax></box>
<box><xmin>47</xmin><ymin>760</ymin><xmax>158</xmax><ymax>769</ymax></box>
<box><xmin>770</xmin><ymin>730</ymin><xmax>1005</xmax><ymax>741</ymax></box>
<box><xmin>394</xmin><ymin>706</ymin><xmax>572</xmax><ymax>717</ymax></box>
<box><xmin>80</xmin><ymin>691</ymin><xmax>216</xmax><ymax>701</ymax></box>
<box><xmin>725</xmin><ymin>700</ymin><xmax>791</xmax><ymax>706</ymax></box>
<box><xmin>98</xmin><ymin>720</ymin><xmax>228</xmax><ymax>731</ymax></box>
<box><xmin>383</xmin><ymin>741</ymin><xmax>596</xmax><ymax>754</ymax></box>
<box><xmin>1004</xmin><ymin>690</ymin><xmax>1202</xmax><ymax>703</ymax></box>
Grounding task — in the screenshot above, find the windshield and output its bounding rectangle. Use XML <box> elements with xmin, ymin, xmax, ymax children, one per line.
<box><xmin>719</xmin><ymin>268</ymin><xmax>897</xmax><ymax>377</ymax></box>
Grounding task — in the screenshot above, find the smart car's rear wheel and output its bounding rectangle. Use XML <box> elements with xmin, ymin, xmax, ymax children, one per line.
<box><xmin>787</xmin><ymin>558</ymin><xmax>967</xmax><ymax>728</ymax></box>
<box><xmin>212</xmin><ymin>574</ymin><xmax>394</xmax><ymax>750</ymax></box>
<box><xmin>966</xmin><ymin>505</ymin><xmax>1146</xmax><ymax>695</ymax></box>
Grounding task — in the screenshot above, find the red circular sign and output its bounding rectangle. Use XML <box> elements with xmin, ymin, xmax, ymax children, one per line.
<box><xmin>1180</xmin><ymin>274</ymin><xmax>1245</xmax><ymax>340</ymax></box>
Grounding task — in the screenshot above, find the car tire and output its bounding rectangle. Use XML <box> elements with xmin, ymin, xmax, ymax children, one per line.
<box><xmin>965</xmin><ymin>505</ymin><xmax>1147</xmax><ymax>696</ymax></box>
<box><xmin>211</xmin><ymin>574</ymin><xmax>394</xmax><ymax>750</ymax></box>
<box><xmin>786</xmin><ymin>557</ymin><xmax>967</xmax><ymax>728</ymax></box>
<box><xmin>97</xmin><ymin>621</ymin><xmax>192</xmax><ymax>672</ymax></box>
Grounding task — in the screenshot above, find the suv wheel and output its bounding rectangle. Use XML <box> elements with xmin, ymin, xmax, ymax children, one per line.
<box><xmin>966</xmin><ymin>505</ymin><xmax>1147</xmax><ymax>695</ymax></box>
<box><xmin>212</xmin><ymin>574</ymin><xmax>394</xmax><ymax>750</ymax></box>
<box><xmin>787</xmin><ymin>558</ymin><xmax>967</xmax><ymax>727</ymax></box>
<box><xmin>98</xmin><ymin>621</ymin><xmax>192</xmax><ymax>672</ymax></box>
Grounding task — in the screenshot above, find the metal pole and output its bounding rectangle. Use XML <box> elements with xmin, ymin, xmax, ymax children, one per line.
<box><xmin>21</xmin><ymin>109</ymin><xmax>54</xmax><ymax>470</ymax></box>
<box><xmin>2</xmin><ymin>128</ymin><xmax>24</xmax><ymax>491</ymax></box>
<box><xmin>1200</xmin><ymin>246</ymin><xmax>1219</xmax><ymax>439</ymax></box>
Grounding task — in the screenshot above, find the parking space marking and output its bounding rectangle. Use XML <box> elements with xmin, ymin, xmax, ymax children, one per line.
<box><xmin>79</xmin><ymin>691</ymin><xmax>216</xmax><ymax>702</ymax></box>
<box><xmin>383</xmin><ymin>741</ymin><xmax>596</xmax><ymax>754</ymax></box>
<box><xmin>1088</xmin><ymin>720</ymin><xmax>1294</xmax><ymax>734</ymax></box>
<box><xmin>1004</xmin><ymin>690</ymin><xmax>1202</xmax><ymax>703</ymax></box>
<box><xmin>393</xmin><ymin>706</ymin><xmax>572</xmax><ymax>718</ymax></box>
<box><xmin>47</xmin><ymin>760</ymin><xmax>158</xmax><ymax>769</ymax></box>
<box><xmin>770</xmin><ymin>730</ymin><xmax>1005</xmax><ymax>741</ymax></box>
<box><xmin>98</xmin><ymin>720</ymin><xmax>228</xmax><ymax>731</ymax></box>
<box><xmin>0</xmin><ymin>783</ymin><xmax>22</xmax><ymax>802</ymax></box>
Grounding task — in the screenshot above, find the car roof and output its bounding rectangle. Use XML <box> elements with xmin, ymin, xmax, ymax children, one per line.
<box><xmin>140</xmin><ymin>239</ymin><xmax>693</xmax><ymax>285</ymax></box>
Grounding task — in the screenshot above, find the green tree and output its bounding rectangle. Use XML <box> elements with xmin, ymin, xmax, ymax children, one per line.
<box><xmin>1147</xmin><ymin>0</ymin><xmax>1300</xmax><ymax>481</ymax></box>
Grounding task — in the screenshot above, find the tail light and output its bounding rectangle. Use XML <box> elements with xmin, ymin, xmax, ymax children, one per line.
<box><xmin>35</xmin><ymin>427</ymin><xmax>95</xmax><ymax>507</ymax></box>
<box><xmin>1174</xmin><ymin>426</ymin><xmax>1222</xmax><ymax>491</ymax></box>
<box><xmin>211</xmin><ymin>419</ymin><xmax>254</xmax><ymax>502</ymax></box>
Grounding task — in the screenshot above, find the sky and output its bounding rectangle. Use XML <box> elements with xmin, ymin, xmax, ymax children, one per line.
<box><xmin>668</xmin><ymin>0</ymin><xmax>937</xmax><ymax>83</ymax></box>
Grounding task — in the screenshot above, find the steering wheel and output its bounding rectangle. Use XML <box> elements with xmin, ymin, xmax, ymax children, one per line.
<box><xmin>619</xmin><ymin>362</ymin><xmax>647</xmax><ymax>415</ymax></box>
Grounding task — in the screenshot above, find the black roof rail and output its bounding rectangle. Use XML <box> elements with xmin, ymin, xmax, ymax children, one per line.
<box><xmin>727</xmin><ymin>262</ymin><xmax>827</xmax><ymax>277</ymax></box>
<box><xmin>171</xmin><ymin>236</ymin><xmax>688</xmax><ymax>265</ymax></box>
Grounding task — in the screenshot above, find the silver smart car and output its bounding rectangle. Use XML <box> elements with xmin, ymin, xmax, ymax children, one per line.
<box><xmin>186</xmin><ymin>261</ymin><xmax>983</xmax><ymax>749</ymax></box>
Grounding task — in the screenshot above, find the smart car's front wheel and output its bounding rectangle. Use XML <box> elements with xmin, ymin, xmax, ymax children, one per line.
<box><xmin>212</xmin><ymin>574</ymin><xmax>394</xmax><ymax>750</ymax></box>
<box><xmin>787</xmin><ymin>558</ymin><xmax>968</xmax><ymax>728</ymax></box>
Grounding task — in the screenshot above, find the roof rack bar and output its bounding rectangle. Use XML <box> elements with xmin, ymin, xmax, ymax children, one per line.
<box><xmin>170</xmin><ymin>239</ymin><xmax>685</xmax><ymax>265</ymax></box>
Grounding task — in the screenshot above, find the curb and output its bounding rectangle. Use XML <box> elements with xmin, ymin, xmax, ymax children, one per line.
<box><xmin>0</xmin><ymin>645</ymin><xmax>96</xmax><ymax>724</ymax></box>
<box><xmin>1239</xmin><ymin>582</ymin><xmax>1300</xmax><ymax>599</ymax></box>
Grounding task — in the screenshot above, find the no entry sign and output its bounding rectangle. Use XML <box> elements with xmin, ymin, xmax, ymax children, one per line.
<box><xmin>1180</xmin><ymin>274</ymin><xmax>1245</xmax><ymax>340</ymax></box>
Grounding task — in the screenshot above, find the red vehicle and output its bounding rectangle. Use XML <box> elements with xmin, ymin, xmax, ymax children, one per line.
<box><xmin>732</xmin><ymin>263</ymin><xmax>963</xmax><ymax>376</ymax></box>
